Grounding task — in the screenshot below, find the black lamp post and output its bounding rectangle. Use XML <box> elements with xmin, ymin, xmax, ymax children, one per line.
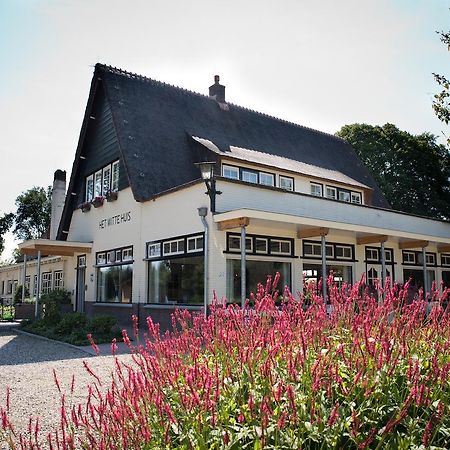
<box><xmin>195</xmin><ymin>162</ymin><xmax>222</xmax><ymax>213</ymax></box>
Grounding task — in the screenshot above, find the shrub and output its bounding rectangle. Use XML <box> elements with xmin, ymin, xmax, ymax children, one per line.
<box><xmin>13</xmin><ymin>285</ymin><xmax>30</xmax><ymax>304</ymax></box>
<box><xmin>54</xmin><ymin>312</ymin><xmax>88</xmax><ymax>336</ymax></box>
<box><xmin>2</xmin><ymin>275</ymin><xmax>450</xmax><ymax>449</ymax></box>
<box><xmin>40</xmin><ymin>289</ymin><xmax>71</xmax><ymax>323</ymax></box>
<box><xmin>88</xmin><ymin>314</ymin><xmax>117</xmax><ymax>336</ymax></box>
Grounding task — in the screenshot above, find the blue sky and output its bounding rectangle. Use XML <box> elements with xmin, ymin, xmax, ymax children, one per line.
<box><xmin>0</xmin><ymin>0</ymin><xmax>448</xmax><ymax>259</ymax></box>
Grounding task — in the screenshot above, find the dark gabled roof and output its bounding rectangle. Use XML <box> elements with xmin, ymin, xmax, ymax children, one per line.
<box><xmin>98</xmin><ymin>64</ymin><xmax>389</xmax><ymax>207</ymax></box>
<box><xmin>58</xmin><ymin>63</ymin><xmax>390</xmax><ymax>239</ymax></box>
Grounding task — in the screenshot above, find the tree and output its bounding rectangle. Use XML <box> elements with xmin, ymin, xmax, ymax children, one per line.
<box><xmin>336</xmin><ymin>123</ymin><xmax>450</xmax><ymax>219</ymax></box>
<box><xmin>432</xmin><ymin>31</ymin><xmax>450</xmax><ymax>136</ymax></box>
<box><xmin>13</xmin><ymin>186</ymin><xmax>52</xmax><ymax>241</ymax></box>
<box><xmin>0</xmin><ymin>213</ymin><xmax>14</xmax><ymax>255</ymax></box>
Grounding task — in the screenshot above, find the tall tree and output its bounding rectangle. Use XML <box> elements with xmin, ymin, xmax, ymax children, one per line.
<box><xmin>336</xmin><ymin>123</ymin><xmax>450</xmax><ymax>219</ymax></box>
<box><xmin>0</xmin><ymin>213</ymin><xmax>14</xmax><ymax>255</ymax></box>
<box><xmin>13</xmin><ymin>186</ymin><xmax>52</xmax><ymax>241</ymax></box>
<box><xmin>432</xmin><ymin>30</ymin><xmax>450</xmax><ymax>138</ymax></box>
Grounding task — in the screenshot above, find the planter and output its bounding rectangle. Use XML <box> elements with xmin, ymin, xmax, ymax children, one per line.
<box><xmin>79</xmin><ymin>202</ymin><xmax>91</xmax><ymax>212</ymax></box>
<box><xmin>15</xmin><ymin>303</ymin><xmax>39</xmax><ymax>320</ymax></box>
<box><xmin>105</xmin><ymin>191</ymin><xmax>118</xmax><ymax>202</ymax></box>
<box><xmin>92</xmin><ymin>196</ymin><xmax>105</xmax><ymax>208</ymax></box>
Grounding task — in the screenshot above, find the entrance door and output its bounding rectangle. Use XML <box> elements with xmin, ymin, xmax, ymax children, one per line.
<box><xmin>76</xmin><ymin>255</ymin><xmax>86</xmax><ymax>313</ymax></box>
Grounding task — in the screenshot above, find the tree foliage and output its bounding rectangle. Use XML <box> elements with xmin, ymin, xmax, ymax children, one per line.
<box><xmin>13</xmin><ymin>186</ymin><xmax>52</xmax><ymax>241</ymax></box>
<box><xmin>336</xmin><ymin>123</ymin><xmax>450</xmax><ymax>219</ymax></box>
<box><xmin>0</xmin><ymin>213</ymin><xmax>14</xmax><ymax>255</ymax></box>
<box><xmin>432</xmin><ymin>31</ymin><xmax>450</xmax><ymax>136</ymax></box>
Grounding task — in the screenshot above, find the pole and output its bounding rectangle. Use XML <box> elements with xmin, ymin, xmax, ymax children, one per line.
<box><xmin>22</xmin><ymin>254</ymin><xmax>27</xmax><ymax>303</ymax></box>
<box><xmin>422</xmin><ymin>246</ymin><xmax>428</xmax><ymax>294</ymax></box>
<box><xmin>321</xmin><ymin>234</ymin><xmax>327</xmax><ymax>303</ymax></box>
<box><xmin>381</xmin><ymin>241</ymin><xmax>386</xmax><ymax>289</ymax></box>
<box><xmin>35</xmin><ymin>251</ymin><xmax>41</xmax><ymax>319</ymax></box>
<box><xmin>199</xmin><ymin>210</ymin><xmax>209</xmax><ymax>318</ymax></box>
<box><xmin>241</xmin><ymin>225</ymin><xmax>246</xmax><ymax>308</ymax></box>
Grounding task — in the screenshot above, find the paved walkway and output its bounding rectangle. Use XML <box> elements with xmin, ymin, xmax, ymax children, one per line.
<box><xmin>0</xmin><ymin>328</ymin><xmax>134</xmax><ymax>448</ymax></box>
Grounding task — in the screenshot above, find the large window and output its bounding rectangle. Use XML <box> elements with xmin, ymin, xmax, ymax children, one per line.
<box><xmin>85</xmin><ymin>160</ymin><xmax>119</xmax><ymax>201</ymax></box>
<box><xmin>146</xmin><ymin>233</ymin><xmax>204</xmax><ymax>305</ymax></box>
<box><xmin>54</xmin><ymin>271</ymin><xmax>64</xmax><ymax>290</ymax></box>
<box><xmin>42</xmin><ymin>272</ymin><xmax>53</xmax><ymax>294</ymax></box>
<box><xmin>96</xmin><ymin>246</ymin><xmax>133</xmax><ymax>303</ymax></box>
<box><xmin>303</xmin><ymin>263</ymin><xmax>353</xmax><ymax>289</ymax></box>
<box><xmin>403</xmin><ymin>269</ymin><xmax>435</xmax><ymax>293</ymax></box>
<box><xmin>148</xmin><ymin>257</ymin><xmax>204</xmax><ymax>305</ymax></box>
<box><xmin>226</xmin><ymin>259</ymin><xmax>291</xmax><ymax>303</ymax></box>
<box><xmin>302</xmin><ymin>240</ymin><xmax>353</xmax><ymax>261</ymax></box>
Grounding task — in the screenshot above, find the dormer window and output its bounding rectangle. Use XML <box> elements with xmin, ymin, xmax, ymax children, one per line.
<box><xmin>259</xmin><ymin>172</ymin><xmax>274</xmax><ymax>186</ymax></box>
<box><xmin>310</xmin><ymin>183</ymin><xmax>323</xmax><ymax>197</ymax></box>
<box><xmin>338</xmin><ymin>190</ymin><xmax>351</xmax><ymax>202</ymax></box>
<box><xmin>279</xmin><ymin>176</ymin><xmax>294</xmax><ymax>191</ymax></box>
<box><xmin>325</xmin><ymin>186</ymin><xmax>337</xmax><ymax>200</ymax></box>
<box><xmin>351</xmin><ymin>192</ymin><xmax>362</xmax><ymax>204</ymax></box>
<box><xmin>223</xmin><ymin>164</ymin><xmax>239</xmax><ymax>180</ymax></box>
<box><xmin>241</xmin><ymin>169</ymin><xmax>258</xmax><ymax>184</ymax></box>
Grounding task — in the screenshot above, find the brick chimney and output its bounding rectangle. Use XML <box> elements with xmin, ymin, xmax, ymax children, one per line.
<box><xmin>50</xmin><ymin>170</ymin><xmax>66</xmax><ymax>240</ymax></box>
<box><xmin>209</xmin><ymin>75</ymin><xmax>225</xmax><ymax>103</ymax></box>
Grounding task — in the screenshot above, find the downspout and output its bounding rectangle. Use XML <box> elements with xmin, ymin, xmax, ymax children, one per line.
<box><xmin>198</xmin><ymin>207</ymin><xmax>209</xmax><ymax>317</ymax></box>
<box><xmin>22</xmin><ymin>255</ymin><xmax>27</xmax><ymax>303</ymax></box>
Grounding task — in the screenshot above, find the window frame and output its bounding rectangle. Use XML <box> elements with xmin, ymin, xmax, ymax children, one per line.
<box><xmin>351</xmin><ymin>192</ymin><xmax>362</xmax><ymax>204</ymax></box>
<box><xmin>226</xmin><ymin>233</ymin><xmax>295</xmax><ymax>258</ymax></box>
<box><xmin>442</xmin><ymin>254</ymin><xmax>450</xmax><ymax>267</ymax></box>
<box><xmin>338</xmin><ymin>189</ymin><xmax>351</xmax><ymax>202</ymax></box>
<box><xmin>279</xmin><ymin>175</ymin><xmax>294</xmax><ymax>191</ymax></box>
<box><xmin>310</xmin><ymin>182</ymin><xmax>323</xmax><ymax>197</ymax></box>
<box><xmin>111</xmin><ymin>160</ymin><xmax>120</xmax><ymax>192</ymax></box>
<box><xmin>325</xmin><ymin>186</ymin><xmax>337</xmax><ymax>200</ymax></box>
<box><xmin>54</xmin><ymin>271</ymin><xmax>64</xmax><ymax>290</ymax></box>
<box><xmin>302</xmin><ymin>240</ymin><xmax>355</xmax><ymax>261</ymax></box>
<box><xmin>222</xmin><ymin>164</ymin><xmax>240</xmax><ymax>180</ymax></box>
<box><xmin>259</xmin><ymin>171</ymin><xmax>275</xmax><ymax>187</ymax></box>
<box><xmin>241</xmin><ymin>168</ymin><xmax>259</xmax><ymax>184</ymax></box>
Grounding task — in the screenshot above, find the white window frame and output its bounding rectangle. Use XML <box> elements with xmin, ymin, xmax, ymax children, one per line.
<box><xmin>366</xmin><ymin>248</ymin><xmax>379</xmax><ymax>262</ymax></box>
<box><xmin>97</xmin><ymin>253</ymin><xmax>106</xmax><ymax>265</ymax></box>
<box><xmin>241</xmin><ymin>169</ymin><xmax>258</xmax><ymax>184</ymax></box>
<box><xmin>122</xmin><ymin>247</ymin><xmax>133</xmax><ymax>261</ymax></box>
<box><xmin>335</xmin><ymin>245</ymin><xmax>353</xmax><ymax>260</ymax></box>
<box><xmin>222</xmin><ymin>165</ymin><xmax>239</xmax><ymax>180</ymax></box>
<box><xmin>54</xmin><ymin>271</ymin><xmax>64</xmax><ymax>290</ymax></box>
<box><xmin>304</xmin><ymin>242</ymin><xmax>322</xmax><ymax>257</ymax></box>
<box><xmin>115</xmin><ymin>250</ymin><xmax>122</xmax><ymax>262</ymax></box>
<box><xmin>85</xmin><ymin>174</ymin><xmax>94</xmax><ymax>202</ymax></box>
<box><xmin>442</xmin><ymin>254</ymin><xmax>450</xmax><ymax>267</ymax></box>
<box><xmin>33</xmin><ymin>275</ymin><xmax>38</xmax><ymax>296</ymax></box>
<box><xmin>279</xmin><ymin>176</ymin><xmax>294</xmax><ymax>191</ymax></box>
<box><xmin>187</xmin><ymin>235</ymin><xmax>204</xmax><ymax>253</ymax></box>
<box><xmin>351</xmin><ymin>192</ymin><xmax>362</xmax><ymax>204</ymax></box>
<box><xmin>339</xmin><ymin>190</ymin><xmax>351</xmax><ymax>202</ymax></box>
<box><xmin>255</xmin><ymin>238</ymin><xmax>268</xmax><ymax>254</ymax></box>
<box><xmin>384</xmin><ymin>249</ymin><xmax>393</xmax><ymax>263</ymax></box>
<box><xmin>41</xmin><ymin>272</ymin><xmax>53</xmax><ymax>294</ymax></box>
<box><xmin>270</xmin><ymin>239</ymin><xmax>292</xmax><ymax>256</ymax></box>
<box><xmin>147</xmin><ymin>243</ymin><xmax>161</xmax><ymax>259</ymax></box>
<box><xmin>228</xmin><ymin>235</ymin><xmax>253</xmax><ymax>253</ymax></box>
<box><xmin>102</xmin><ymin>164</ymin><xmax>111</xmax><ymax>195</ymax></box>
<box><xmin>259</xmin><ymin>172</ymin><xmax>275</xmax><ymax>187</ymax></box>
<box><xmin>426</xmin><ymin>253</ymin><xmax>436</xmax><ymax>265</ymax></box>
<box><xmin>111</xmin><ymin>160</ymin><xmax>120</xmax><ymax>191</ymax></box>
<box><xmin>107</xmin><ymin>250</ymin><xmax>116</xmax><ymax>264</ymax></box>
<box><xmin>310</xmin><ymin>183</ymin><xmax>323</xmax><ymax>197</ymax></box>
<box><xmin>163</xmin><ymin>239</ymin><xmax>185</xmax><ymax>256</ymax></box>
<box><xmin>403</xmin><ymin>251</ymin><xmax>416</xmax><ymax>264</ymax></box>
<box><xmin>325</xmin><ymin>186</ymin><xmax>337</xmax><ymax>200</ymax></box>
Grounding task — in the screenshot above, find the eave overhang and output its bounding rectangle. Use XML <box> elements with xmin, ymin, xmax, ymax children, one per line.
<box><xmin>19</xmin><ymin>239</ymin><xmax>92</xmax><ymax>257</ymax></box>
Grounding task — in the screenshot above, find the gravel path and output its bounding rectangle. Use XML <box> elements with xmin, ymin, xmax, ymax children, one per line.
<box><xmin>0</xmin><ymin>330</ymin><xmax>134</xmax><ymax>449</ymax></box>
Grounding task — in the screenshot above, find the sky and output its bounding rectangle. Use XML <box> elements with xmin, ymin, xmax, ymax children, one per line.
<box><xmin>0</xmin><ymin>0</ymin><xmax>449</xmax><ymax>260</ymax></box>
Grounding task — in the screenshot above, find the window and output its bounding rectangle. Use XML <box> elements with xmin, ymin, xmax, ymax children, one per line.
<box><xmin>85</xmin><ymin>175</ymin><xmax>94</xmax><ymax>202</ymax></box>
<box><xmin>147</xmin><ymin>243</ymin><xmax>161</xmax><ymax>259</ymax></box>
<box><xmin>325</xmin><ymin>186</ymin><xmax>337</xmax><ymax>200</ymax></box>
<box><xmin>102</xmin><ymin>165</ymin><xmax>111</xmax><ymax>194</ymax></box>
<box><xmin>351</xmin><ymin>192</ymin><xmax>362</xmax><ymax>204</ymax></box>
<box><xmin>115</xmin><ymin>250</ymin><xmax>122</xmax><ymax>262</ymax></box>
<box><xmin>78</xmin><ymin>255</ymin><xmax>86</xmax><ymax>267</ymax></box>
<box><xmin>310</xmin><ymin>183</ymin><xmax>322</xmax><ymax>197</ymax></box>
<box><xmin>403</xmin><ymin>251</ymin><xmax>416</xmax><ymax>265</ymax></box>
<box><xmin>366</xmin><ymin>248</ymin><xmax>379</xmax><ymax>262</ymax></box>
<box><xmin>94</xmin><ymin>170</ymin><xmax>102</xmax><ymax>197</ymax></box>
<box><xmin>228</xmin><ymin>235</ymin><xmax>253</xmax><ymax>252</ymax></box>
<box><xmin>6</xmin><ymin>280</ymin><xmax>12</xmax><ymax>294</ymax></box>
<box><xmin>163</xmin><ymin>239</ymin><xmax>185</xmax><ymax>256</ymax></box>
<box><xmin>279</xmin><ymin>176</ymin><xmax>294</xmax><ymax>191</ymax></box>
<box><xmin>54</xmin><ymin>271</ymin><xmax>64</xmax><ymax>290</ymax></box>
<box><xmin>270</xmin><ymin>239</ymin><xmax>291</xmax><ymax>255</ymax></box>
<box><xmin>97</xmin><ymin>253</ymin><xmax>106</xmax><ymax>265</ymax></box>
<box><xmin>33</xmin><ymin>275</ymin><xmax>38</xmax><ymax>296</ymax></box>
<box><xmin>1</xmin><ymin>281</ymin><xmax>4</xmax><ymax>295</ymax></box>
<box><xmin>255</xmin><ymin>238</ymin><xmax>268</xmax><ymax>254</ymax></box>
<box><xmin>148</xmin><ymin>257</ymin><xmax>204</xmax><ymax>304</ymax></box>
<box><xmin>335</xmin><ymin>245</ymin><xmax>353</xmax><ymax>260</ymax></box>
<box><xmin>222</xmin><ymin>165</ymin><xmax>239</xmax><ymax>180</ymax></box>
<box><xmin>97</xmin><ymin>264</ymin><xmax>133</xmax><ymax>303</ymax></box>
<box><xmin>226</xmin><ymin>260</ymin><xmax>291</xmax><ymax>303</ymax></box>
<box><xmin>241</xmin><ymin>169</ymin><xmax>258</xmax><ymax>184</ymax></box>
<box><xmin>25</xmin><ymin>275</ymin><xmax>30</xmax><ymax>292</ymax></box>
<box><xmin>442</xmin><ymin>254</ymin><xmax>450</xmax><ymax>267</ymax></box>
<box><xmin>426</xmin><ymin>253</ymin><xmax>436</xmax><ymax>266</ymax></box>
<box><xmin>303</xmin><ymin>242</ymin><xmax>333</xmax><ymax>258</ymax></box>
<box><xmin>338</xmin><ymin>190</ymin><xmax>351</xmax><ymax>202</ymax></box>
<box><xmin>122</xmin><ymin>247</ymin><xmax>133</xmax><ymax>261</ymax></box>
<box><xmin>259</xmin><ymin>172</ymin><xmax>275</xmax><ymax>186</ymax></box>
<box><xmin>385</xmin><ymin>249</ymin><xmax>393</xmax><ymax>263</ymax></box>
<box><xmin>111</xmin><ymin>160</ymin><xmax>120</xmax><ymax>191</ymax></box>
<box><xmin>42</xmin><ymin>272</ymin><xmax>53</xmax><ymax>294</ymax></box>
<box><xmin>403</xmin><ymin>269</ymin><xmax>435</xmax><ymax>292</ymax></box>
<box><xmin>107</xmin><ymin>250</ymin><xmax>116</xmax><ymax>264</ymax></box>
<box><xmin>303</xmin><ymin>263</ymin><xmax>353</xmax><ymax>290</ymax></box>
<box><xmin>187</xmin><ymin>235</ymin><xmax>204</xmax><ymax>253</ymax></box>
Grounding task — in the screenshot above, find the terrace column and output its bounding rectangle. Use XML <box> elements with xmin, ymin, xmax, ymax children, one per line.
<box><xmin>35</xmin><ymin>251</ymin><xmax>41</xmax><ymax>319</ymax></box>
<box><xmin>422</xmin><ymin>246</ymin><xmax>428</xmax><ymax>294</ymax></box>
<box><xmin>241</xmin><ymin>224</ymin><xmax>246</xmax><ymax>308</ymax></box>
<box><xmin>22</xmin><ymin>255</ymin><xmax>27</xmax><ymax>303</ymax></box>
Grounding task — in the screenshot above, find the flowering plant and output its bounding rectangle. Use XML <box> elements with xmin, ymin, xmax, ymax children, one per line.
<box><xmin>105</xmin><ymin>190</ymin><xmax>118</xmax><ymax>202</ymax></box>
<box><xmin>78</xmin><ymin>201</ymin><xmax>91</xmax><ymax>212</ymax></box>
<box><xmin>91</xmin><ymin>196</ymin><xmax>104</xmax><ymax>208</ymax></box>
<box><xmin>1</xmin><ymin>275</ymin><xmax>450</xmax><ymax>449</ymax></box>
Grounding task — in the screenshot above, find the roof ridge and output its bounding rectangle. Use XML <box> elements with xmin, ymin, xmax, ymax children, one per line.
<box><xmin>95</xmin><ymin>63</ymin><xmax>347</xmax><ymax>144</ymax></box>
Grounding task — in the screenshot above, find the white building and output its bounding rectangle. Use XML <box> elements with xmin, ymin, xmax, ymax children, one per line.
<box><xmin>2</xmin><ymin>65</ymin><xmax>449</xmax><ymax>328</ymax></box>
